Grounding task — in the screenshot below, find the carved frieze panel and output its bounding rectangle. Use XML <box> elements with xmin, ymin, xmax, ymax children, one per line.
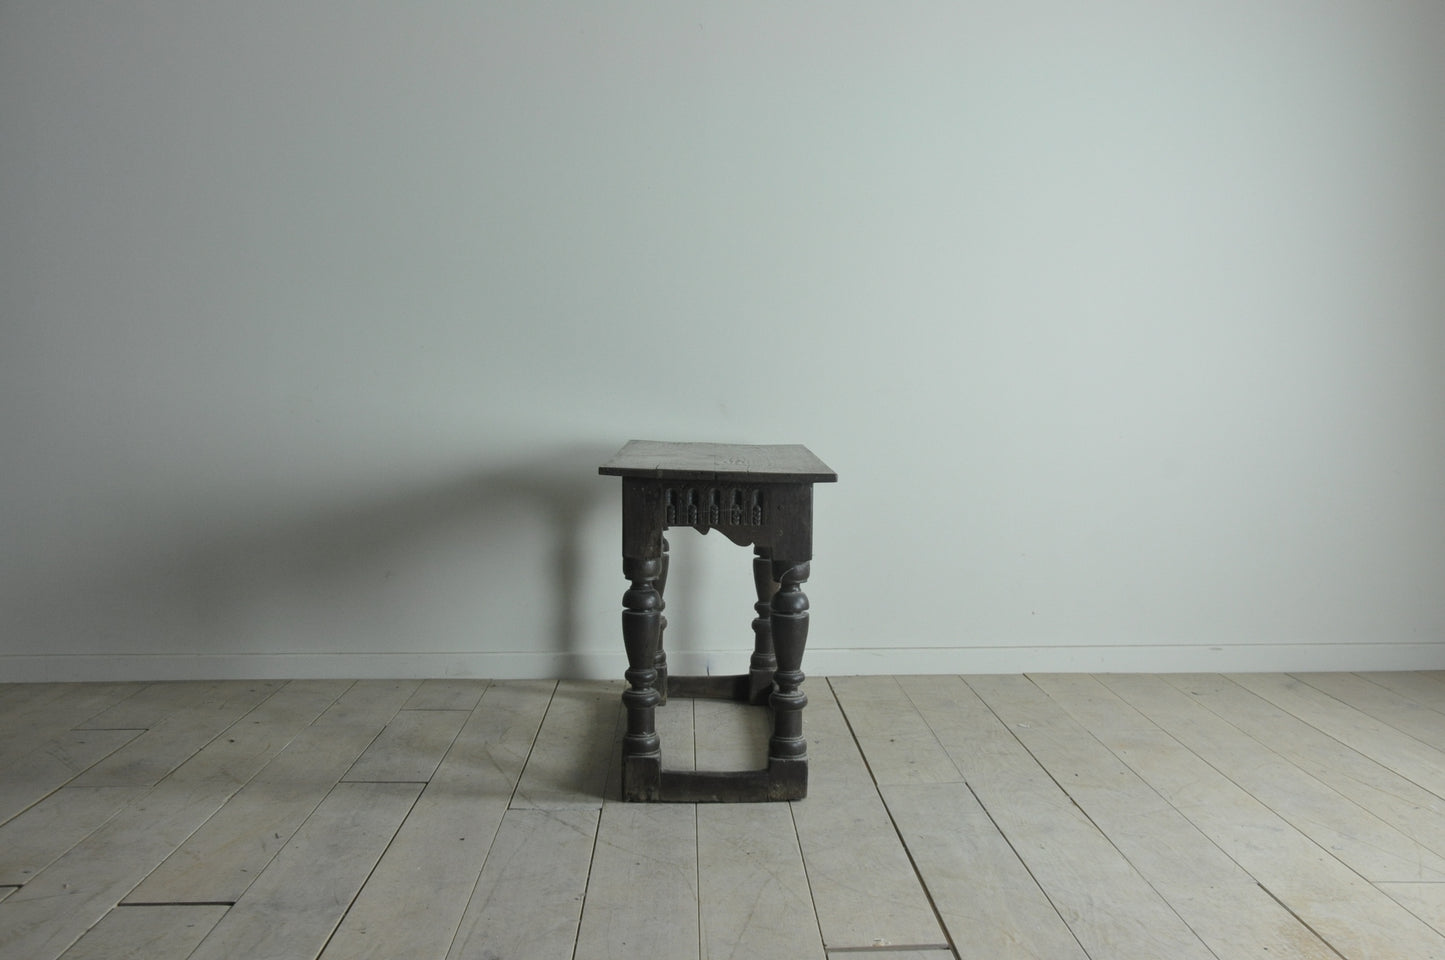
<box><xmin>663</xmin><ymin>486</ymin><xmax>764</xmax><ymax>528</ymax></box>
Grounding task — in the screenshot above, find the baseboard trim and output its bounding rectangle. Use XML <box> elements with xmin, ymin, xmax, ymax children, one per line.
<box><xmin>2</xmin><ymin>642</ymin><xmax>1440</xmax><ymax>682</ymax></box>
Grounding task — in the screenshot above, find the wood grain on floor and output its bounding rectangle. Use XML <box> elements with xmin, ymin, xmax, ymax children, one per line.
<box><xmin>2</xmin><ymin>672</ymin><xmax>1444</xmax><ymax>959</ymax></box>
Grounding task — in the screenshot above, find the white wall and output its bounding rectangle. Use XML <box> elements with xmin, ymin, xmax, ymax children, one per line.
<box><xmin>3</xmin><ymin>1</ymin><xmax>1443</xmax><ymax>681</ymax></box>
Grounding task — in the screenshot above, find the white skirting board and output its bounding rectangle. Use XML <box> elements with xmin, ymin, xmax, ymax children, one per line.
<box><xmin>1</xmin><ymin>642</ymin><xmax>1441</xmax><ymax>682</ymax></box>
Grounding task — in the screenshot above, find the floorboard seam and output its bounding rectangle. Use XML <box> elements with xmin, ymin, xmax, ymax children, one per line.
<box><xmin>828</xmin><ymin>677</ymin><xmax>958</xmax><ymax>959</ymax></box>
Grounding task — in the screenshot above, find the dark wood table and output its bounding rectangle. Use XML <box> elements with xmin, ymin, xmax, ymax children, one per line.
<box><xmin>599</xmin><ymin>440</ymin><xmax>837</xmax><ymax>802</ymax></box>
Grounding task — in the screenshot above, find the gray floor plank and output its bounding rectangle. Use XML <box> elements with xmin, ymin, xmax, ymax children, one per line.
<box><xmin>829</xmin><ymin>953</ymin><xmax>954</xmax><ymax>960</ymax></box>
<box><xmin>1362</xmin><ymin>671</ymin><xmax>1445</xmax><ymax>707</ymax></box>
<box><xmin>10</xmin><ymin>672</ymin><xmax>1445</xmax><ymax>960</ymax></box>
<box><xmin>1297</xmin><ymin>671</ymin><xmax>1445</xmax><ymax>747</ymax></box>
<box><xmin>0</xmin><ymin>785</ymin><xmax>148</xmax><ymax>885</ymax></box>
<box><xmin>657</xmin><ymin>694</ymin><xmax>697</xmax><ymax>771</ymax></box>
<box><xmin>71</xmin><ymin>681</ymin><xmax>287</xmax><ymax>787</ymax></box>
<box><xmin>319</xmin><ymin>680</ymin><xmax>555</xmax><ymax>960</ymax></box>
<box><xmin>1089</xmin><ymin>674</ymin><xmax>1445</xmax><ymax>960</ymax></box>
<box><xmin>796</xmin><ymin>681</ymin><xmax>947</xmax><ymax>951</ymax></box>
<box><xmin>126</xmin><ymin>679</ymin><xmax>420</xmax><ymax>904</ymax></box>
<box><xmin>900</xmin><ymin>675</ymin><xmax>1216</xmax><ymax>960</ymax></box>
<box><xmin>0</xmin><ymin>683</ymin><xmax>70</xmax><ymax>719</ymax></box>
<box><xmin>1161</xmin><ymin>673</ymin><xmax>1445</xmax><ymax>861</ymax></box>
<box><xmin>829</xmin><ymin>675</ymin><xmax>961</xmax><ymax>784</ymax></box>
<box><xmin>342</xmin><ymin>707</ymin><xmax>470</xmax><ymax>783</ymax></box>
<box><xmin>698</xmin><ymin>802</ymin><xmax>824</xmax><ymax>960</ymax></box>
<box><xmin>693</xmin><ymin>698</ymin><xmax>769</xmax><ymax>771</ymax></box>
<box><xmin>55</xmin><ymin>905</ymin><xmax>227</xmax><ymax>960</ymax></box>
<box><xmin>0</xmin><ymin>729</ymin><xmax>141</xmax><ymax>824</ymax></box>
<box><xmin>1379</xmin><ymin>883</ymin><xmax>1445</xmax><ymax>938</ymax></box>
<box><xmin>185</xmin><ymin>781</ymin><xmax>421</xmax><ymax>960</ymax></box>
<box><xmin>402</xmin><ymin>679</ymin><xmax>489</xmax><ymax>712</ymax></box>
<box><xmin>445</xmin><ymin>808</ymin><xmax>600</xmax><ymax>960</ymax></box>
<box><xmin>1097</xmin><ymin>673</ymin><xmax>1445</xmax><ymax>883</ymax></box>
<box><xmin>0</xmin><ymin>684</ymin><xmax>144</xmax><ymax>769</ymax></box>
<box><xmin>0</xmin><ymin>779</ymin><xmax>238</xmax><ymax>960</ymax></box>
<box><xmin>511</xmin><ymin>680</ymin><xmax>622</xmax><ymax>809</ymax></box>
<box><xmin>1014</xmin><ymin>674</ymin><xmax>1342</xmax><ymax>959</ymax></box>
<box><xmin>163</xmin><ymin>679</ymin><xmax>351</xmax><ymax>786</ymax></box>
<box><xmin>75</xmin><ymin>682</ymin><xmax>223</xmax><ymax>730</ymax></box>
<box><xmin>575</xmin><ymin>802</ymin><xmax>700</xmax><ymax>960</ymax></box>
<box><xmin>1232</xmin><ymin>673</ymin><xmax>1445</xmax><ymax>801</ymax></box>
<box><xmin>884</xmin><ymin>781</ymin><xmax>1086</xmax><ymax>960</ymax></box>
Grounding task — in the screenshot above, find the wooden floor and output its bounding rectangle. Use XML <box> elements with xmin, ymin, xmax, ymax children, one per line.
<box><xmin>2</xmin><ymin>673</ymin><xmax>1445</xmax><ymax>959</ymax></box>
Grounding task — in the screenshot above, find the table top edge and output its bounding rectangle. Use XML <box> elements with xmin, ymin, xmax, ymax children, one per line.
<box><xmin>597</xmin><ymin>440</ymin><xmax>837</xmax><ymax>482</ymax></box>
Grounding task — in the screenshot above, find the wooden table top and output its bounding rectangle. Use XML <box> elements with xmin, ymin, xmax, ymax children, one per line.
<box><xmin>599</xmin><ymin>440</ymin><xmax>837</xmax><ymax>483</ymax></box>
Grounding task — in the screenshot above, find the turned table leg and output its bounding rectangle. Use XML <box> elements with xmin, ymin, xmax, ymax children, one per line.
<box><xmin>748</xmin><ymin>546</ymin><xmax>779</xmax><ymax>704</ymax></box>
<box><xmin>621</xmin><ymin>555</ymin><xmax>663</xmax><ymax>800</ymax></box>
<box><xmin>768</xmin><ymin>559</ymin><xmax>810</xmax><ymax>775</ymax></box>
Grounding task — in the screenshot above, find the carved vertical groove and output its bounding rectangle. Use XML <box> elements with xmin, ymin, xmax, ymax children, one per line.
<box><xmin>767</xmin><ymin>560</ymin><xmax>810</xmax><ymax>761</ymax></box>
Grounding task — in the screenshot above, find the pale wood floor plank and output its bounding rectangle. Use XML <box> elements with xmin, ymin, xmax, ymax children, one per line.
<box><xmin>1091</xmin><ymin>673</ymin><xmax>1445</xmax><ymax>960</ymax></box>
<box><xmin>0</xmin><ymin>786</ymin><xmax>147</xmax><ymax>885</ymax></box>
<box><xmin>883</xmin><ymin>780</ymin><xmax>1086</xmax><ymax>960</ymax></box>
<box><xmin>127</xmin><ymin>783</ymin><xmax>332</xmax><ymax>907</ymax></box>
<box><xmin>656</xmin><ymin>694</ymin><xmax>696</xmax><ymax>771</ymax></box>
<box><xmin>0</xmin><ymin>682</ymin><xmax>120</xmax><ymax>724</ymax></box>
<box><xmin>829</xmin><ymin>675</ymin><xmax>961</xmax><ymax>784</ymax></box>
<box><xmin>1020</xmin><ymin>674</ymin><xmax>1343</xmax><ymax>960</ymax></box>
<box><xmin>1378</xmin><ymin>883</ymin><xmax>1445</xmax><ymax>937</ymax></box>
<box><xmin>796</xmin><ymin>680</ymin><xmax>947</xmax><ymax>951</ymax></box>
<box><xmin>1232</xmin><ymin>673</ymin><xmax>1445</xmax><ymax>801</ymax></box>
<box><xmin>574</xmin><ymin>802</ymin><xmax>700</xmax><ymax>960</ymax></box>
<box><xmin>1095</xmin><ymin>673</ymin><xmax>1445</xmax><ymax>883</ymax></box>
<box><xmin>17</xmin><ymin>682</ymin><xmax>144</xmax><ymax>724</ymax></box>
<box><xmin>445</xmin><ymin>807</ymin><xmax>599</xmax><ymax>960</ymax></box>
<box><xmin>893</xmin><ymin>675</ymin><xmax>1026</xmax><ymax>779</ymax></box>
<box><xmin>76</xmin><ymin>682</ymin><xmax>222</xmax><ymax>730</ymax></box>
<box><xmin>11</xmin><ymin>672</ymin><xmax>1445</xmax><ymax>960</ymax></box>
<box><xmin>511</xmin><ymin>680</ymin><xmax>622</xmax><ymax>809</ymax></box>
<box><xmin>0</xmin><ymin>779</ymin><xmax>238</xmax><ymax>960</ymax></box>
<box><xmin>1364</xmin><ymin>671</ymin><xmax>1445</xmax><ymax>704</ymax></box>
<box><xmin>342</xmin><ymin>707</ymin><xmax>470</xmax><ymax>783</ymax></box>
<box><xmin>55</xmin><ymin>905</ymin><xmax>227</xmax><ymax>960</ymax></box>
<box><xmin>693</xmin><ymin>698</ymin><xmax>769</xmax><ymax>771</ymax></box>
<box><xmin>165</xmin><ymin>679</ymin><xmax>351</xmax><ymax>786</ymax></box>
<box><xmin>901</xmin><ymin>675</ymin><xmax>1225</xmax><ymax>957</ymax></box>
<box><xmin>1296</xmin><ymin>671</ymin><xmax>1445</xmax><ymax>746</ymax></box>
<box><xmin>298</xmin><ymin>679</ymin><xmax>422</xmax><ymax>730</ymax></box>
<box><xmin>0</xmin><ymin>683</ymin><xmax>143</xmax><ymax>769</ymax></box>
<box><xmin>402</xmin><ymin>679</ymin><xmax>488</xmax><ymax>712</ymax></box>
<box><xmin>0</xmin><ymin>729</ymin><xmax>141</xmax><ymax>824</ymax></box>
<box><xmin>830</xmin><ymin>952</ymin><xmax>954</xmax><ymax>960</ymax></box>
<box><xmin>319</xmin><ymin>680</ymin><xmax>555</xmax><ymax>960</ymax></box>
<box><xmin>0</xmin><ymin>682</ymin><xmax>69</xmax><ymax>717</ymax></box>
<box><xmin>698</xmin><ymin>802</ymin><xmax>824</xmax><ymax>960</ymax></box>
<box><xmin>71</xmin><ymin>681</ymin><xmax>287</xmax><ymax>787</ymax></box>
<box><xmin>1161</xmin><ymin>673</ymin><xmax>1445</xmax><ymax>861</ymax></box>
<box><xmin>126</xmin><ymin>680</ymin><xmax>421</xmax><ymax>904</ymax></box>
<box><xmin>185</xmin><ymin>781</ymin><xmax>421</xmax><ymax>960</ymax></box>
<box><xmin>953</xmin><ymin>675</ymin><xmax>1218</xmax><ymax>960</ymax></box>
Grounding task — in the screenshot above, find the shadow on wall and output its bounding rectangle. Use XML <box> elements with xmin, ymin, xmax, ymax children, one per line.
<box><xmin>7</xmin><ymin>443</ymin><xmax>622</xmax><ymax>672</ymax></box>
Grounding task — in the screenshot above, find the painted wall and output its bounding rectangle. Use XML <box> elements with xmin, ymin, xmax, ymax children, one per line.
<box><xmin>3</xmin><ymin>1</ymin><xmax>1443</xmax><ymax>680</ymax></box>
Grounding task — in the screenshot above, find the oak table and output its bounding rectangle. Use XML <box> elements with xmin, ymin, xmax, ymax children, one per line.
<box><xmin>599</xmin><ymin>440</ymin><xmax>837</xmax><ymax>802</ymax></box>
